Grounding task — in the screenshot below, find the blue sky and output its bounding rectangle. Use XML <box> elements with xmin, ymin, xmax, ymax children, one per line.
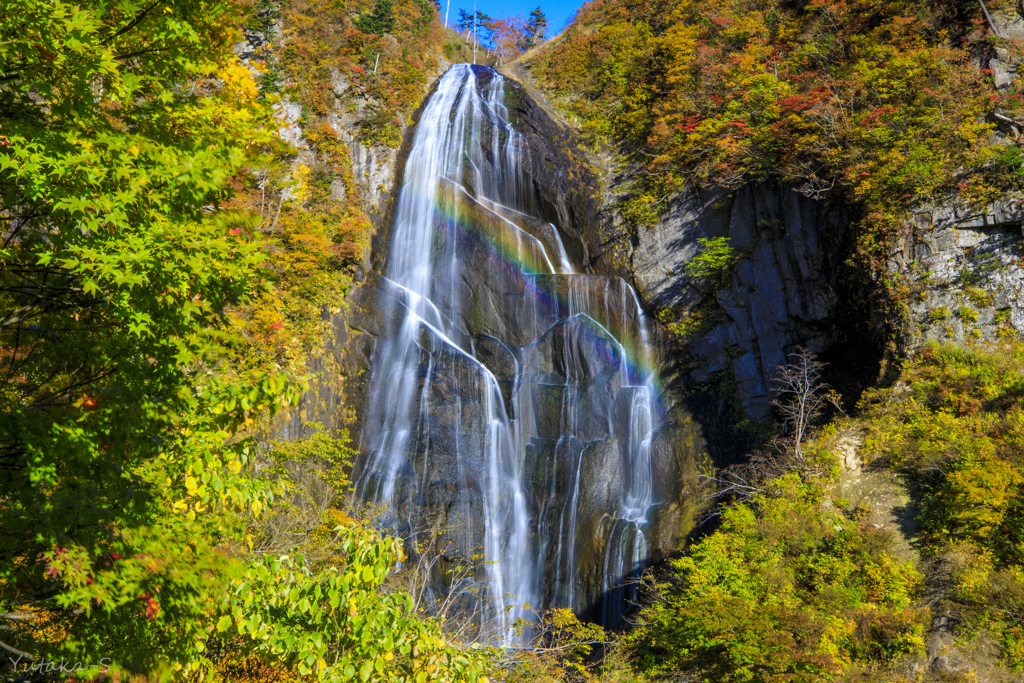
<box><xmin>438</xmin><ymin>0</ymin><xmax>585</xmax><ymax>38</ymax></box>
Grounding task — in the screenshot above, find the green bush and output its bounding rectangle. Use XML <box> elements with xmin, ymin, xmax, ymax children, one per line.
<box><xmin>624</xmin><ymin>474</ymin><xmax>925</xmax><ymax>683</ymax></box>
<box><xmin>861</xmin><ymin>342</ymin><xmax>1024</xmax><ymax>565</ymax></box>
<box><xmin>957</xmin><ymin>305</ymin><xmax>979</xmax><ymax>323</ymax></box>
<box><xmin>860</xmin><ymin>342</ymin><xmax>1024</xmax><ymax>669</ymax></box>
<box><xmin>685</xmin><ymin>237</ymin><xmax>740</xmax><ymax>285</ymax></box>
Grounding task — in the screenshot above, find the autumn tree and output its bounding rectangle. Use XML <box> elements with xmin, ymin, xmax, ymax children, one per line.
<box><xmin>455</xmin><ymin>9</ymin><xmax>494</xmax><ymax>44</ymax></box>
<box><xmin>532</xmin><ymin>0</ymin><xmax>1008</xmax><ymax>267</ymax></box>
<box><xmin>489</xmin><ymin>14</ymin><xmax>529</xmax><ymax>64</ymax></box>
<box><xmin>623</xmin><ymin>473</ymin><xmax>924</xmax><ymax>683</ymax></box>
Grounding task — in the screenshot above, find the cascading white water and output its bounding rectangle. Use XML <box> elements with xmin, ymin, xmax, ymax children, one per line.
<box><xmin>356</xmin><ymin>64</ymin><xmax>659</xmax><ymax>640</ymax></box>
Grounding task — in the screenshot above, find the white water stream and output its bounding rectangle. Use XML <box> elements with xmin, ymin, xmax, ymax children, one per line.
<box><xmin>356</xmin><ymin>64</ymin><xmax>658</xmax><ymax>641</ymax></box>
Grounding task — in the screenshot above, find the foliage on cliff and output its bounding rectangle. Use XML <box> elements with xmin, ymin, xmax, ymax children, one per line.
<box><xmin>530</xmin><ymin>0</ymin><xmax>1023</xmax><ymax>267</ymax></box>
<box><xmin>215</xmin><ymin>0</ymin><xmax>480</xmax><ymax>379</ymax></box>
<box><xmin>860</xmin><ymin>342</ymin><xmax>1024</xmax><ymax>669</ymax></box>
<box><xmin>278</xmin><ymin>0</ymin><xmax>474</xmax><ymax>145</ymax></box>
<box><xmin>622</xmin><ymin>437</ymin><xmax>926</xmax><ymax>682</ymax></box>
<box><xmin>220</xmin><ymin>122</ymin><xmax>372</xmax><ymax>380</ymax></box>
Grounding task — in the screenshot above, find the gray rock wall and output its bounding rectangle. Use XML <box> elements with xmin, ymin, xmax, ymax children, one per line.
<box><xmin>622</xmin><ymin>180</ymin><xmax>1024</xmax><ymax>424</ymax></box>
<box><xmin>628</xmin><ymin>183</ymin><xmax>853</xmax><ymax>419</ymax></box>
<box><xmin>890</xmin><ymin>198</ymin><xmax>1024</xmax><ymax>349</ymax></box>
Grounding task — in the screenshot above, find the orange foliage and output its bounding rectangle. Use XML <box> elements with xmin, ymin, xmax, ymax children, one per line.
<box><xmin>488</xmin><ymin>14</ymin><xmax>529</xmax><ymax>64</ymax></box>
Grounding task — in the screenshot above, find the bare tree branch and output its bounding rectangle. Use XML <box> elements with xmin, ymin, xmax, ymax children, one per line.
<box><xmin>979</xmin><ymin>0</ymin><xmax>1005</xmax><ymax>38</ymax></box>
<box><xmin>0</xmin><ymin>638</ymin><xmax>34</xmax><ymax>660</ymax></box>
<box><xmin>771</xmin><ymin>346</ymin><xmax>830</xmax><ymax>465</ymax></box>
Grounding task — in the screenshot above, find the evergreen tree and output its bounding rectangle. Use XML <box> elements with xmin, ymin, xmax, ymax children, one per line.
<box><xmin>355</xmin><ymin>0</ymin><xmax>396</xmax><ymax>35</ymax></box>
<box><xmin>454</xmin><ymin>8</ymin><xmax>494</xmax><ymax>43</ymax></box>
<box><xmin>475</xmin><ymin>10</ymin><xmax>495</xmax><ymax>44</ymax></box>
<box><xmin>527</xmin><ymin>6</ymin><xmax>548</xmax><ymax>46</ymax></box>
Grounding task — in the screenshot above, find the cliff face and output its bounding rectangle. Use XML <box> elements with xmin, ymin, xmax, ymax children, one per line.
<box><xmin>299</xmin><ymin>57</ymin><xmax>1024</xmax><ymax>467</ymax></box>
<box><xmin>892</xmin><ymin>198</ymin><xmax>1024</xmax><ymax>349</ymax></box>
<box><xmin>497</xmin><ymin>66</ymin><xmax>883</xmax><ymax>430</ymax></box>
<box><xmin>505</xmin><ymin>0</ymin><xmax>1024</xmax><ymax>446</ymax></box>
<box><xmin>290</xmin><ymin>55</ymin><xmax>1024</xmax><ymax>621</ymax></box>
<box><xmin>628</xmin><ymin>184</ymin><xmax>859</xmax><ymax>419</ymax></box>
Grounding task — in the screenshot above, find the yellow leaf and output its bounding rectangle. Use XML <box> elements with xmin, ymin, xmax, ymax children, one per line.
<box><xmin>220</xmin><ymin>60</ymin><xmax>258</xmax><ymax>101</ymax></box>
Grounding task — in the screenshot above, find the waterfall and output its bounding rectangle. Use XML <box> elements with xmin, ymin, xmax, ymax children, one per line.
<box><xmin>356</xmin><ymin>64</ymin><xmax>659</xmax><ymax>641</ymax></box>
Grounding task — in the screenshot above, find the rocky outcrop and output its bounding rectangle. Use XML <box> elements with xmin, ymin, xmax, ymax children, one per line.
<box><xmin>619</xmin><ymin>179</ymin><xmax>1024</xmax><ymax>423</ymax></box>
<box><xmin>625</xmin><ymin>183</ymin><xmax>865</xmax><ymax>419</ymax></box>
<box><xmin>989</xmin><ymin>7</ymin><xmax>1024</xmax><ymax>90</ymax></box>
<box><xmin>499</xmin><ymin>65</ymin><xmax>862</xmax><ymax>425</ymax></box>
<box><xmin>890</xmin><ymin>197</ymin><xmax>1024</xmax><ymax>349</ymax></box>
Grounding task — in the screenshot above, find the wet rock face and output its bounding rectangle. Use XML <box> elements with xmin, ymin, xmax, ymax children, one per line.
<box><xmin>341</xmin><ymin>65</ymin><xmax>710</xmax><ymax>631</ymax></box>
<box><xmin>276</xmin><ymin>63</ymin><xmax>719</xmax><ymax>630</ymax></box>
<box><xmin>496</xmin><ymin>77</ymin><xmax>604</xmax><ymax>273</ymax></box>
<box><xmin>890</xmin><ymin>197</ymin><xmax>1024</xmax><ymax>349</ymax></box>
<box><xmin>630</xmin><ymin>183</ymin><xmax>854</xmax><ymax>419</ymax></box>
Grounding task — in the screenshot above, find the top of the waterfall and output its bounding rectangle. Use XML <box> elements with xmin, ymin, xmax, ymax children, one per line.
<box><xmin>445</xmin><ymin>63</ymin><xmax>503</xmax><ymax>85</ymax></box>
<box><xmin>450</xmin><ymin>63</ymin><xmax>498</xmax><ymax>73</ymax></box>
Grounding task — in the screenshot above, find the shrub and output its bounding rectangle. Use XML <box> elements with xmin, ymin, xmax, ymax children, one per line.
<box><xmin>685</xmin><ymin>237</ymin><xmax>740</xmax><ymax>285</ymax></box>
<box><xmin>859</xmin><ymin>342</ymin><xmax>1024</xmax><ymax>669</ymax></box>
<box><xmin>861</xmin><ymin>342</ymin><xmax>1024</xmax><ymax>564</ymax></box>
<box><xmin>957</xmin><ymin>305</ymin><xmax>979</xmax><ymax>323</ymax></box>
<box><xmin>355</xmin><ymin>0</ymin><xmax>396</xmax><ymax>35</ymax></box>
<box><xmin>624</xmin><ymin>474</ymin><xmax>925</xmax><ymax>683</ymax></box>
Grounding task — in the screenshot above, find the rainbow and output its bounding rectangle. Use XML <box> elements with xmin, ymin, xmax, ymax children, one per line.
<box><xmin>399</xmin><ymin>176</ymin><xmax>666</xmax><ymax>411</ymax></box>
